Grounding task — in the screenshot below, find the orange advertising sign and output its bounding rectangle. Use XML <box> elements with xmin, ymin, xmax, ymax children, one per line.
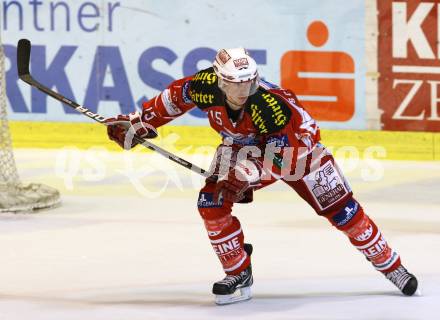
<box><xmin>379</xmin><ymin>0</ymin><xmax>440</xmax><ymax>132</ymax></box>
<box><xmin>281</xmin><ymin>21</ymin><xmax>355</xmax><ymax>122</ymax></box>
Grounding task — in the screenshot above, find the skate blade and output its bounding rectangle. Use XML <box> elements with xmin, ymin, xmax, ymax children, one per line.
<box><xmin>414</xmin><ymin>289</ymin><xmax>422</xmax><ymax>297</ymax></box>
<box><xmin>215</xmin><ymin>286</ymin><xmax>252</xmax><ymax>305</ymax></box>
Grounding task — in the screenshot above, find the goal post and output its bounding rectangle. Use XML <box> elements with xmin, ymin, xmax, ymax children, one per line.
<box><xmin>0</xmin><ymin>34</ymin><xmax>60</xmax><ymax>213</ymax></box>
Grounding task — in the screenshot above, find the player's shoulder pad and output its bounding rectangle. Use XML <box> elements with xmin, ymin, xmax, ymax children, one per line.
<box><xmin>245</xmin><ymin>86</ymin><xmax>292</xmax><ymax>134</ymax></box>
<box><xmin>189</xmin><ymin>67</ymin><xmax>224</xmax><ymax>109</ymax></box>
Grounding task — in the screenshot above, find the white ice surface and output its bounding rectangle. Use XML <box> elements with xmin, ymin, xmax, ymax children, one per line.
<box><xmin>1</xmin><ymin>148</ymin><xmax>439</xmax><ymax>320</ymax></box>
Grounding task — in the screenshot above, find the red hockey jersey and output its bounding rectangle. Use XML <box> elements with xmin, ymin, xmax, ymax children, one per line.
<box><xmin>141</xmin><ymin>67</ymin><xmax>321</xmax><ymax>175</ymax></box>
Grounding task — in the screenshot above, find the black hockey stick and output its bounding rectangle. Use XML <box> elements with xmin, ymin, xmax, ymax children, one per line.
<box><xmin>17</xmin><ymin>39</ymin><xmax>209</xmax><ymax>178</ymax></box>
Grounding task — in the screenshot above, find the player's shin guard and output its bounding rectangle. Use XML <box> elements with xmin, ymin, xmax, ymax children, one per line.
<box><xmin>328</xmin><ymin>198</ymin><xmax>400</xmax><ymax>273</ymax></box>
<box><xmin>198</xmin><ymin>186</ymin><xmax>253</xmax><ymax>304</ymax></box>
<box><xmin>197</xmin><ymin>184</ymin><xmax>251</xmax><ymax>275</ymax></box>
<box><xmin>347</xmin><ymin>214</ymin><xmax>400</xmax><ymax>272</ymax></box>
<box><xmin>205</xmin><ymin>215</ymin><xmax>250</xmax><ymax>275</ymax></box>
<box><xmin>329</xmin><ymin>199</ymin><xmax>419</xmax><ymax>296</ymax></box>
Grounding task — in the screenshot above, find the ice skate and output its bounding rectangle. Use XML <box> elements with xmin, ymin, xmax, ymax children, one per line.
<box><xmin>213</xmin><ymin>243</ymin><xmax>253</xmax><ymax>305</ymax></box>
<box><xmin>385</xmin><ymin>265</ymin><xmax>420</xmax><ymax>296</ymax></box>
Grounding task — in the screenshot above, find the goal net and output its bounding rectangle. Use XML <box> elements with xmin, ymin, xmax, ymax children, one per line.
<box><xmin>0</xmin><ymin>34</ymin><xmax>60</xmax><ymax>213</ymax></box>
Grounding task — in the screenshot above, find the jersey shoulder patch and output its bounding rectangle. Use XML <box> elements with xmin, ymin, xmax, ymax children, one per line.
<box><xmin>245</xmin><ymin>88</ymin><xmax>292</xmax><ymax>134</ymax></box>
<box><xmin>189</xmin><ymin>67</ymin><xmax>223</xmax><ymax>109</ymax></box>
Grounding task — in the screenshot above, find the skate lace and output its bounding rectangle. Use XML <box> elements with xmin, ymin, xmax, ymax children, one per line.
<box><xmin>385</xmin><ymin>266</ymin><xmax>412</xmax><ymax>290</ymax></box>
<box><xmin>218</xmin><ymin>273</ymin><xmax>245</xmax><ymax>286</ymax></box>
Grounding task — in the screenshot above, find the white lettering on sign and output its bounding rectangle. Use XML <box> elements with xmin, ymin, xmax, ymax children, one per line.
<box><xmin>392</xmin><ymin>79</ymin><xmax>424</xmax><ymax>120</ymax></box>
<box><xmin>392</xmin><ymin>79</ymin><xmax>440</xmax><ymax>121</ymax></box>
<box><xmin>428</xmin><ymin>81</ymin><xmax>440</xmax><ymax>120</ymax></box>
<box><xmin>392</xmin><ymin>2</ymin><xmax>435</xmax><ymax>59</ymax></box>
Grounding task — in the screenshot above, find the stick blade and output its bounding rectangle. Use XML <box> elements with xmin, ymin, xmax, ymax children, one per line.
<box><xmin>17</xmin><ymin>39</ymin><xmax>31</xmax><ymax>77</ymax></box>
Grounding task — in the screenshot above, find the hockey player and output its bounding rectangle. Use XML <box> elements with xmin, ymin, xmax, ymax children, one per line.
<box><xmin>105</xmin><ymin>48</ymin><xmax>419</xmax><ymax>305</ymax></box>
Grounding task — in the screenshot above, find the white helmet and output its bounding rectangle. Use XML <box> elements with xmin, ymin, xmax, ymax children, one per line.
<box><xmin>213</xmin><ymin>48</ymin><xmax>259</xmax><ymax>101</ymax></box>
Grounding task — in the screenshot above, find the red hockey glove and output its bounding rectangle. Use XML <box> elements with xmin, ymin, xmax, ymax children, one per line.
<box><xmin>104</xmin><ymin>111</ymin><xmax>158</xmax><ymax>149</ymax></box>
<box><xmin>213</xmin><ymin>158</ymin><xmax>262</xmax><ymax>203</ymax></box>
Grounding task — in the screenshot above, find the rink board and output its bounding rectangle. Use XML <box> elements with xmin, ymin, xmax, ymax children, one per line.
<box><xmin>9</xmin><ymin>121</ymin><xmax>440</xmax><ymax>161</ymax></box>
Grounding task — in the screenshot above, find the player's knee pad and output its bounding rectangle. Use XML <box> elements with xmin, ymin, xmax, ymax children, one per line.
<box><xmin>326</xmin><ymin>197</ymin><xmax>364</xmax><ymax>234</ymax></box>
<box><xmin>197</xmin><ymin>190</ymin><xmax>232</xmax><ymax>219</ymax></box>
<box><xmin>197</xmin><ymin>183</ymin><xmax>233</xmax><ymax>230</ymax></box>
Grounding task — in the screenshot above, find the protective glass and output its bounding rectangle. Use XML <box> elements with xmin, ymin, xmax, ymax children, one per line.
<box><xmin>218</xmin><ymin>76</ymin><xmax>259</xmax><ymax>99</ymax></box>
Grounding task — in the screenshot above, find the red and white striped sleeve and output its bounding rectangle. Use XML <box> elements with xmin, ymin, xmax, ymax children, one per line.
<box><xmin>140</xmin><ymin>76</ymin><xmax>196</xmax><ymax>129</ymax></box>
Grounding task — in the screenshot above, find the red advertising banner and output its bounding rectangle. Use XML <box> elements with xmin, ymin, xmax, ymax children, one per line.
<box><xmin>281</xmin><ymin>21</ymin><xmax>355</xmax><ymax>122</ymax></box>
<box><xmin>378</xmin><ymin>0</ymin><xmax>440</xmax><ymax>132</ymax></box>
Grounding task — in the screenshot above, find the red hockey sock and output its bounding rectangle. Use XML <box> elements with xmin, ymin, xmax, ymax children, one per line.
<box><xmin>328</xmin><ymin>198</ymin><xmax>401</xmax><ymax>273</ymax></box>
<box><xmin>205</xmin><ymin>216</ymin><xmax>250</xmax><ymax>275</ymax></box>
<box><xmin>198</xmin><ymin>182</ymin><xmax>251</xmax><ymax>275</ymax></box>
<box><xmin>347</xmin><ymin>213</ymin><xmax>400</xmax><ymax>272</ymax></box>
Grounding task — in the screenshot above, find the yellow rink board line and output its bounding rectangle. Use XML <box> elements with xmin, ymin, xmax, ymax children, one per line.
<box><xmin>8</xmin><ymin>121</ymin><xmax>440</xmax><ymax>161</ymax></box>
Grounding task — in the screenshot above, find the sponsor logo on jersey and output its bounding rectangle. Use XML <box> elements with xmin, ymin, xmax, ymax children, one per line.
<box><xmin>182</xmin><ymin>81</ymin><xmax>192</xmax><ymax>104</ymax></box>
<box><xmin>220</xmin><ymin>131</ymin><xmax>259</xmax><ymax>146</ymax></box>
<box><xmin>247</xmin><ymin>91</ymin><xmax>292</xmax><ymax>134</ymax></box>
<box><xmin>192</xmin><ymin>71</ymin><xmax>217</xmax><ymax>85</ymax></box>
<box><xmin>189</xmin><ymin>68</ymin><xmax>222</xmax><ymax>108</ymax></box>
<box><xmin>265</xmin><ymin>135</ymin><xmax>290</xmax><ymax>169</ymax></box>
<box><xmin>249</xmin><ymin>104</ymin><xmax>267</xmax><ymax>133</ymax></box>
<box><xmin>190</xmin><ymin>92</ymin><xmax>215</xmax><ymax>105</ymax></box>
<box><xmin>332</xmin><ymin>198</ymin><xmax>360</xmax><ymax>227</ymax></box>
<box><xmin>304</xmin><ymin>161</ymin><xmax>348</xmax><ymax>210</ymax></box>
<box><xmin>233</xmin><ymin>57</ymin><xmax>249</xmax><ymax>69</ymax></box>
<box><xmin>161</xmin><ymin>89</ymin><xmax>182</xmax><ymax>116</ymax></box>
<box><xmin>273</xmin><ymin>155</ymin><xmax>284</xmax><ymax>169</ymax></box>
<box><xmin>261</xmin><ymin>93</ymin><xmax>288</xmax><ymax>126</ymax></box>
<box><xmin>266</xmin><ymin>134</ymin><xmax>290</xmax><ymax>148</ymax></box>
<box><xmin>197</xmin><ymin>192</ymin><xmax>223</xmax><ymax>208</ymax></box>
<box><xmin>218</xmin><ymin>49</ymin><xmax>231</xmax><ymax>64</ymax></box>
